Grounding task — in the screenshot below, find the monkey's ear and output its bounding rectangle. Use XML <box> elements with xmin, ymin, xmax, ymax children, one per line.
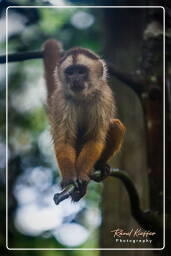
<box><xmin>100</xmin><ymin>59</ymin><xmax>108</xmax><ymax>80</ymax></box>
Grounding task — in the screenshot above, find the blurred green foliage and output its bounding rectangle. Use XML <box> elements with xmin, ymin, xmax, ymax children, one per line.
<box><xmin>0</xmin><ymin>3</ymin><xmax>106</xmax><ymax>255</ymax></box>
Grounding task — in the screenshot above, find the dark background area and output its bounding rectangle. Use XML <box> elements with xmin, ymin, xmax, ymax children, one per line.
<box><xmin>0</xmin><ymin>0</ymin><xmax>170</xmax><ymax>255</ymax></box>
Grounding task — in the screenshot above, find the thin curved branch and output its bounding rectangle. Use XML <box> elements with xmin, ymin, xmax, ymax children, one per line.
<box><xmin>53</xmin><ymin>168</ymin><xmax>141</xmax><ymax>212</ymax></box>
<box><xmin>0</xmin><ymin>50</ymin><xmax>144</xmax><ymax>96</ymax></box>
<box><xmin>109</xmin><ymin>168</ymin><xmax>142</xmax><ymax>219</ymax></box>
<box><xmin>109</xmin><ymin>169</ymin><xmax>163</xmax><ymax>236</ymax></box>
<box><xmin>53</xmin><ymin>168</ymin><xmax>163</xmax><ymax>241</ymax></box>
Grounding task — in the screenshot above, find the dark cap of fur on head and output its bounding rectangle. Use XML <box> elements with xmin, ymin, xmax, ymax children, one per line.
<box><xmin>59</xmin><ymin>47</ymin><xmax>100</xmax><ymax>65</ymax></box>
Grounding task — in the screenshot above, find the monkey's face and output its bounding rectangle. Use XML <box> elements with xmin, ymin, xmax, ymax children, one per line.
<box><xmin>64</xmin><ymin>64</ymin><xmax>88</xmax><ymax>93</ymax></box>
<box><xmin>58</xmin><ymin>48</ymin><xmax>106</xmax><ymax>97</ymax></box>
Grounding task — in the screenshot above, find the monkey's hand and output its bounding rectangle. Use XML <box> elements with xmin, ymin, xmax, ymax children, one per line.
<box><xmin>61</xmin><ymin>175</ymin><xmax>86</xmax><ymax>202</ymax></box>
<box><xmin>91</xmin><ymin>163</ymin><xmax>111</xmax><ymax>182</ymax></box>
<box><xmin>71</xmin><ymin>180</ymin><xmax>89</xmax><ymax>202</ymax></box>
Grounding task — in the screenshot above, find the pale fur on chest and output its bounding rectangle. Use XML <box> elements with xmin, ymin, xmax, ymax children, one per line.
<box><xmin>50</xmin><ymin>86</ymin><xmax>115</xmax><ymax>143</ymax></box>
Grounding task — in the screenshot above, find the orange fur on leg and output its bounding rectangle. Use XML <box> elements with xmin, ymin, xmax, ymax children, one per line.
<box><xmin>76</xmin><ymin>141</ymin><xmax>105</xmax><ymax>181</ymax></box>
<box><xmin>96</xmin><ymin>118</ymin><xmax>126</xmax><ymax>166</ymax></box>
<box><xmin>54</xmin><ymin>143</ymin><xmax>77</xmax><ymax>187</ymax></box>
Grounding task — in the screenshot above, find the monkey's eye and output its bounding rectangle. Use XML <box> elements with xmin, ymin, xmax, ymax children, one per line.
<box><xmin>64</xmin><ymin>65</ymin><xmax>88</xmax><ymax>77</ymax></box>
<box><xmin>65</xmin><ymin>67</ymin><xmax>74</xmax><ymax>76</ymax></box>
<box><xmin>78</xmin><ymin>67</ymin><xmax>86</xmax><ymax>74</ymax></box>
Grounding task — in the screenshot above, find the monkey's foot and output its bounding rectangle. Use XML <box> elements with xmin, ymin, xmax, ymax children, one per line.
<box><xmin>91</xmin><ymin>163</ymin><xmax>111</xmax><ymax>182</ymax></box>
<box><xmin>71</xmin><ymin>180</ymin><xmax>88</xmax><ymax>202</ymax></box>
<box><xmin>61</xmin><ymin>175</ymin><xmax>89</xmax><ymax>202</ymax></box>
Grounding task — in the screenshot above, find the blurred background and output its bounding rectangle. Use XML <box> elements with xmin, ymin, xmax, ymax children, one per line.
<box><xmin>0</xmin><ymin>0</ymin><xmax>170</xmax><ymax>256</ymax></box>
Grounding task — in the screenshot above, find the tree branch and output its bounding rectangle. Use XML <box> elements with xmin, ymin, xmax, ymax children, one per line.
<box><xmin>53</xmin><ymin>167</ymin><xmax>163</xmax><ymax>244</ymax></box>
<box><xmin>108</xmin><ymin>64</ymin><xmax>145</xmax><ymax>95</ymax></box>
<box><xmin>54</xmin><ymin>168</ymin><xmax>141</xmax><ymax>211</ymax></box>
<box><xmin>0</xmin><ymin>50</ymin><xmax>144</xmax><ymax>95</ymax></box>
<box><xmin>0</xmin><ymin>51</ymin><xmax>43</xmax><ymax>63</ymax></box>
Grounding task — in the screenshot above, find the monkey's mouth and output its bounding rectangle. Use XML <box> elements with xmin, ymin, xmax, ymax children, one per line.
<box><xmin>70</xmin><ymin>81</ymin><xmax>85</xmax><ymax>93</ymax></box>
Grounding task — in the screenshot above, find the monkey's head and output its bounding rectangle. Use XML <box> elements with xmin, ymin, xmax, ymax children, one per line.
<box><xmin>57</xmin><ymin>48</ymin><xmax>107</xmax><ymax>97</ymax></box>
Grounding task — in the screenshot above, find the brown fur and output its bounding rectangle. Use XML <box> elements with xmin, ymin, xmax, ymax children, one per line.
<box><xmin>43</xmin><ymin>39</ymin><xmax>62</xmax><ymax>100</ymax></box>
<box><xmin>54</xmin><ymin>143</ymin><xmax>77</xmax><ymax>187</ymax></box>
<box><xmin>43</xmin><ymin>40</ymin><xmax>125</xmax><ymax>201</ymax></box>
<box><xmin>96</xmin><ymin>119</ymin><xmax>126</xmax><ymax>166</ymax></box>
<box><xmin>59</xmin><ymin>47</ymin><xmax>100</xmax><ymax>65</ymax></box>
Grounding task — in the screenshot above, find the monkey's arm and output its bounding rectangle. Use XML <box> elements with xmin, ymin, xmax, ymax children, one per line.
<box><xmin>93</xmin><ymin>119</ymin><xmax>126</xmax><ymax>182</ymax></box>
<box><xmin>76</xmin><ymin>141</ymin><xmax>105</xmax><ymax>182</ymax></box>
<box><xmin>54</xmin><ymin>142</ymin><xmax>77</xmax><ymax>187</ymax></box>
<box><xmin>43</xmin><ymin>40</ymin><xmax>62</xmax><ymax>100</ymax></box>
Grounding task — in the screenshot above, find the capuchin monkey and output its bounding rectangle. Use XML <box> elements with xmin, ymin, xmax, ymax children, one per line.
<box><xmin>43</xmin><ymin>39</ymin><xmax>125</xmax><ymax>202</ymax></box>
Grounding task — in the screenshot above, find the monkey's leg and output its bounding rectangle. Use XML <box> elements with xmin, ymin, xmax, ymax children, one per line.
<box><xmin>71</xmin><ymin>141</ymin><xmax>105</xmax><ymax>201</ymax></box>
<box><xmin>93</xmin><ymin>119</ymin><xmax>126</xmax><ymax>182</ymax></box>
<box><xmin>54</xmin><ymin>143</ymin><xmax>77</xmax><ymax>188</ymax></box>
<box><xmin>76</xmin><ymin>141</ymin><xmax>105</xmax><ymax>181</ymax></box>
<box><xmin>97</xmin><ymin>119</ymin><xmax>125</xmax><ymax>163</ymax></box>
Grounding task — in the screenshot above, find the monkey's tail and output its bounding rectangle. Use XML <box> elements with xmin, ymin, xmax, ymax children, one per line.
<box><xmin>43</xmin><ymin>39</ymin><xmax>63</xmax><ymax>101</ymax></box>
